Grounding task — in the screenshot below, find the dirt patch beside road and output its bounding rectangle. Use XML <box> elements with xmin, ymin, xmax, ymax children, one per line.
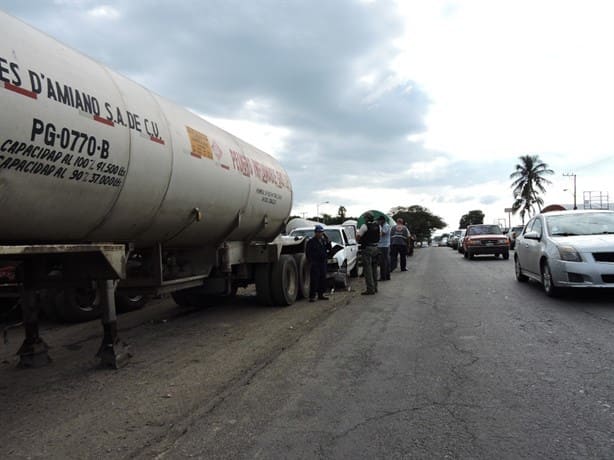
<box><xmin>0</xmin><ymin>286</ymin><xmax>359</xmax><ymax>459</ymax></box>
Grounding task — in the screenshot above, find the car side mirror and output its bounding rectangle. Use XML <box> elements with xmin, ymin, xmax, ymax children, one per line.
<box><xmin>523</xmin><ymin>230</ymin><xmax>540</xmax><ymax>240</ymax></box>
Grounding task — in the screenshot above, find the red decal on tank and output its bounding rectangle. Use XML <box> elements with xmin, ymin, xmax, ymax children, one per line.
<box><xmin>4</xmin><ymin>82</ymin><xmax>37</xmax><ymax>99</ymax></box>
<box><xmin>150</xmin><ymin>136</ymin><xmax>165</xmax><ymax>145</ymax></box>
<box><xmin>94</xmin><ymin>115</ymin><xmax>115</xmax><ymax>126</ymax></box>
<box><xmin>221</xmin><ymin>164</ymin><xmax>230</xmax><ymax>170</ymax></box>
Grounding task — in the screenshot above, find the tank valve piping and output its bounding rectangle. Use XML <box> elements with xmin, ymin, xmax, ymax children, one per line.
<box><xmin>192</xmin><ymin>207</ymin><xmax>203</xmax><ymax>222</ymax></box>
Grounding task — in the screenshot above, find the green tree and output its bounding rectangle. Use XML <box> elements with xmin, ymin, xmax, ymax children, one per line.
<box><xmin>337</xmin><ymin>206</ymin><xmax>347</xmax><ymax>220</ymax></box>
<box><xmin>510</xmin><ymin>154</ymin><xmax>554</xmax><ymax>223</ymax></box>
<box><xmin>459</xmin><ymin>210</ymin><xmax>485</xmax><ymax>228</ymax></box>
<box><xmin>390</xmin><ymin>205</ymin><xmax>446</xmax><ymax>242</ymax></box>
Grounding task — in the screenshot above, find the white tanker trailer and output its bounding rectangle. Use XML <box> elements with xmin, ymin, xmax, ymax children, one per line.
<box><xmin>0</xmin><ymin>11</ymin><xmax>310</xmax><ymax>367</ymax></box>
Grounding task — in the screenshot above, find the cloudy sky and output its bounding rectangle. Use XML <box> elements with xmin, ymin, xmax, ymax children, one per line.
<box><xmin>3</xmin><ymin>0</ymin><xmax>613</xmax><ymax>230</ymax></box>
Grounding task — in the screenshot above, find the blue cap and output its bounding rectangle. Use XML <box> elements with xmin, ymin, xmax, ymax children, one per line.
<box><xmin>314</xmin><ymin>224</ymin><xmax>324</xmax><ymax>232</ymax></box>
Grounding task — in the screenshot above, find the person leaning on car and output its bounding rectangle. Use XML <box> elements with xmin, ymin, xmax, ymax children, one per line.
<box><xmin>305</xmin><ymin>224</ymin><xmax>331</xmax><ymax>302</ymax></box>
<box><xmin>357</xmin><ymin>212</ymin><xmax>380</xmax><ymax>295</ymax></box>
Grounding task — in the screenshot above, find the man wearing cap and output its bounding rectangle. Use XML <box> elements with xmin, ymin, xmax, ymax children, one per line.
<box><xmin>305</xmin><ymin>224</ymin><xmax>330</xmax><ymax>302</ymax></box>
<box><xmin>377</xmin><ymin>215</ymin><xmax>391</xmax><ymax>281</ymax></box>
<box><xmin>356</xmin><ymin>212</ymin><xmax>380</xmax><ymax>295</ymax></box>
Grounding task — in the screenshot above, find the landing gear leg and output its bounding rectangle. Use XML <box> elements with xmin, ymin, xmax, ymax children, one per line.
<box><xmin>17</xmin><ymin>287</ymin><xmax>51</xmax><ymax>368</ymax></box>
<box><xmin>96</xmin><ymin>280</ymin><xmax>130</xmax><ymax>369</ymax></box>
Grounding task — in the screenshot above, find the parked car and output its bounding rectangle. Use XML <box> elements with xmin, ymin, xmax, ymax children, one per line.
<box><xmin>463</xmin><ymin>224</ymin><xmax>509</xmax><ymax>260</ymax></box>
<box><xmin>457</xmin><ymin>229</ymin><xmax>467</xmax><ymax>254</ymax></box>
<box><xmin>507</xmin><ymin>225</ymin><xmax>525</xmax><ymax>250</ymax></box>
<box><xmin>514</xmin><ymin>210</ymin><xmax>614</xmax><ymax>297</ymax></box>
<box><xmin>289</xmin><ymin>224</ymin><xmax>359</xmax><ymax>288</ymax></box>
<box><xmin>448</xmin><ymin>230</ymin><xmax>463</xmax><ymax>249</ymax></box>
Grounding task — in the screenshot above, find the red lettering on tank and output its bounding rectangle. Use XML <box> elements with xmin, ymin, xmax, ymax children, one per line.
<box><xmin>229</xmin><ymin>149</ymin><xmax>253</xmax><ymax>177</ymax></box>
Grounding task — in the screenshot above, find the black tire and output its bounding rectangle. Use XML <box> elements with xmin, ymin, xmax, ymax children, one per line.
<box><xmin>515</xmin><ymin>256</ymin><xmax>528</xmax><ymax>282</ymax></box>
<box><xmin>541</xmin><ymin>260</ymin><xmax>559</xmax><ymax>297</ymax></box>
<box><xmin>468</xmin><ymin>250</ymin><xmax>474</xmax><ymax>260</ymax></box>
<box><xmin>116</xmin><ymin>293</ymin><xmax>149</xmax><ymax>312</ymax></box>
<box><xmin>270</xmin><ymin>255</ymin><xmax>298</xmax><ymax>306</ymax></box>
<box><xmin>463</xmin><ymin>250</ymin><xmax>468</xmax><ymax>259</ymax></box>
<box><xmin>54</xmin><ymin>284</ymin><xmax>101</xmax><ymax>323</ymax></box>
<box><xmin>502</xmin><ymin>250</ymin><xmax>510</xmax><ymax>260</ymax></box>
<box><xmin>293</xmin><ymin>253</ymin><xmax>310</xmax><ymax>299</ymax></box>
<box><xmin>255</xmin><ymin>263</ymin><xmax>274</xmax><ymax>305</ymax></box>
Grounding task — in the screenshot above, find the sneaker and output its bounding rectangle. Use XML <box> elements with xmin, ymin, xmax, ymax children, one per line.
<box><xmin>401</xmin><ymin>269</ymin><xmax>408</xmax><ymax>272</ymax></box>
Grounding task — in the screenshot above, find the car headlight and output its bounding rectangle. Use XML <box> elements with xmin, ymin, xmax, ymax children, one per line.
<box><xmin>557</xmin><ymin>244</ymin><xmax>582</xmax><ymax>262</ymax></box>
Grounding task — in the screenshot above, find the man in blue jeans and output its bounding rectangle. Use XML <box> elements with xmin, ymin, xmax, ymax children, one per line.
<box><xmin>377</xmin><ymin>215</ymin><xmax>391</xmax><ymax>281</ymax></box>
<box><xmin>390</xmin><ymin>218</ymin><xmax>410</xmax><ymax>272</ymax></box>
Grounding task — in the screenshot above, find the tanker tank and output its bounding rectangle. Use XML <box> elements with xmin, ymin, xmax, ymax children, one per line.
<box><xmin>0</xmin><ymin>10</ymin><xmax>292</xmax><ymax>247</ymax></box>
<box><xmin>0</xmin><ymin>10</ymin><xmax>308</xmax><ymax>368</ymax></box>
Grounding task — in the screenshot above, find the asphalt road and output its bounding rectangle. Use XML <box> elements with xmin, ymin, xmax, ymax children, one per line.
<box><xmin>2</xmin><ymin>247</ymin><xmax>614</xmax><ymax>459</ymax></box>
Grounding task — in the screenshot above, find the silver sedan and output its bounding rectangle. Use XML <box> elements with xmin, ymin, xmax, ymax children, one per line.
<box><xmin>514</xmin><ymin>210</ymin><xmax>614</xmax><ymax>296</ymax></box>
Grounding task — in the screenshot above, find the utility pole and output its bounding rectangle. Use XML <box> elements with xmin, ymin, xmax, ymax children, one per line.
<box><xmin>563</xmin><ymin>173</ymin><xmax>577</xmax><ymax>209</ymax></box>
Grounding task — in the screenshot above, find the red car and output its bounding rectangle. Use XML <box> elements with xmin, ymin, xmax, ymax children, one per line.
<box><xmin>463</xmin><ymin>224</ymin><xmax>510</xmax><ymax>260</ymax></box>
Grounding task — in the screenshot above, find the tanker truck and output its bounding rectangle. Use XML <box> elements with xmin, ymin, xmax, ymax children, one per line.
<box><xmin>0</xmin><ymin>11</ymin><xmax>310</xmax><ymax>368</ymax></box>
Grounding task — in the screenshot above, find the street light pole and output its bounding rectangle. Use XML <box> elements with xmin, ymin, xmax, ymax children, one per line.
<box><xmin>316</xmin><ymin>200</ymin><xmax>329</xmax><ymax>223</ymax></box>
<box><xmin>563</xmin><ymin>173</ymin><xmax>577</xmax><ymax>210</ymax></box>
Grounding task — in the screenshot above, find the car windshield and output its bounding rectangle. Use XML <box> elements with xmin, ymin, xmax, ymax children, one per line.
<box><xmin>546</xmin><ymin>212</ymin><xmax>614</xmax><ymax>236</ymax></box>
<box><xmin>291</xmin><ymin>229</ymin><xmax>343</xmax><ymax>244</ymax></box>
<box><xmin>467</xmin><ymin>225</ymin><xmax>502</xmax><ymax>235</ymax></box>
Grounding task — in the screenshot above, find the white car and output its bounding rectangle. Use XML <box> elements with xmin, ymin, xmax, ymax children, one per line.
<box><xmin>514</xmin><ymin>210</ymin><xmax>614</xmax><ymax>296</ymax></box>
<box><xmin>289</xmin><ymin>225</ymin><xmax>359</xmax><ymax>288</ymax></box>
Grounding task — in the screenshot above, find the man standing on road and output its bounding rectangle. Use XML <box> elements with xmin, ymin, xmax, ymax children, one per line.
<box><xmin>305</xmin><ymin>225</ymin><xmax>330</xmax><ymax>302</ymax></box>
<box><xmin>377</xmin><ymin>215</ymin><xmax>391</xmax><ymax>281</ymax></box>
<box><xmin>357</xmin><ymin>212</ymin><xmax>380</xmax><ymax>295</ymax></box>
<box><xmin>390</xmin><ymin>218</ymin><xmax>410</xmax><ymax>272</ymax></box>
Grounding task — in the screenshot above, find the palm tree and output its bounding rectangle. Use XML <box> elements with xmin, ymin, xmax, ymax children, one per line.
<box><xmin>337</xmin><ymin>205</ymin><xmax>347</xmax><ymax>220</ymax></box>
<box><xmin>510</xmin><ymin>155</ymin><xmax>554</xmax><ymax>223</ymax></box>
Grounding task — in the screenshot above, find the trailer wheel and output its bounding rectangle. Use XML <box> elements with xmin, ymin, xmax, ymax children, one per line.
<box><xmin>255</xmin><ymin>263</ymin><xmax>274</xmax><ymax>305</ymax></box>
<box><xmin>293</xmin><ymin>253</ymin><xmax>310</xmax><ymax>299</ymax></box>
<box><xmin>54</xmin><ymin>284</ymin><xmax>101</xmax><ymax>323</ymax></box>
<box><xmin>270</xmin><ymin>255</ymin><xmax>298</xmax><ymax>306</ymax></box>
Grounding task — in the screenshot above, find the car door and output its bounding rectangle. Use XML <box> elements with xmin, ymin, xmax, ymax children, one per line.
<box><xmin>342</xmin><ymin>229</ymin><xmax>358</xmax><ymax>271</ymax></box>
<box><xmin>522</xmin><ymin>217</ymin><xmax>544</xmax><ymax>276</ymax></box>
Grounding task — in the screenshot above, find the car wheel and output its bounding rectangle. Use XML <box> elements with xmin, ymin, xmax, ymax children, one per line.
<box><xmin>541</xmin><ymin>260</ymin><xmax>559</xmax><ymax>297</ymax></box>
<box><xmin>468</xmin><ymin>250</ymin><xmax>474</xmax><ymax>260</ymax></box>
<box><xmin>463</xmin><ymin>250</ymin><xmax>468</xmax><ymax>259</ymax></box>
<box><xmin>503</xmin><ymin>250</ymin><xmax>509</xmax><ymax>260</ymax></box>
<box><xmin>514</xmin><ymin>256</ymin><xmax>528</xmax><ymax>282</ymax></box>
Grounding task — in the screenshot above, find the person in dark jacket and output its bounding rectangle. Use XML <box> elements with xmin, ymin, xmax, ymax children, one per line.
<box><xmin>390</xmin><ymin>218</ymin><xmax>410</xmax><ymax>271</ymax></box>
<box><xmin>357</xmin><ymin>212</ymin><xmax>380</xmax><ymax>295</ymax></box>
<box><xmin>305</xmin><ymin>224</ymin><xmax>330</xmax><ymax>302</ymax></box>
